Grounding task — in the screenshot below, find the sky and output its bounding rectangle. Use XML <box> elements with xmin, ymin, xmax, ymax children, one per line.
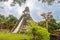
<box><xmin>0</xmin><ymin>0</ymin><xmax>60</xmax><ymax>22</ymax></box>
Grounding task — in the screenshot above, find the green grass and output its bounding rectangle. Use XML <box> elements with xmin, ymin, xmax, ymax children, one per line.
<box><xmin>0</xmin><ymin>32</ymin><xmax>32</xmax><ymax>40</ymax></box>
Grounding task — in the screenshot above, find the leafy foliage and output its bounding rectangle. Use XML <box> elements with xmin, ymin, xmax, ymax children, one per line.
<box><xmin>0</xmin><ymin>0</ymin><xmax>60</xmax><ymax>6</ymax></box>
<box><xmin>38</xmin><ymin>18</ymin><xmax>60</xmax><ymax>33</ymax></box>
<box><xmin>38</xmin><ymin>0</ymin><xmax>60</xmax><ymax>5</ymax></box>
<box><xmin>0</xmin><ymin>14</ymin><xmax>18</xmax><ymax>31</ymax></box>
<box><xmin>13</xmin><ymin>0</ymin><xmax>26</xmax><ymax>5</ymax></box>
<box><xmin>26</xmin><ymin>20</ymin><xmax>50</xmax><ymax>40</ymax></box>
<box><xmin>0</xmin><ymin>0</ymin><xmax>26</xmax><ymax>6</ymax></box>
<box><xmin>48</xmin><ymin>19</ymin><xmax>60</xmax><ymax>32</ymax></box>
<box><xmin>32</xmin><ymin>26</ymin><xmax>50</xmax><ymax>40</ymax></box>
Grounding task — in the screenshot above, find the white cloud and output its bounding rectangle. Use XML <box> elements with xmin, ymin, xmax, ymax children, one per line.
<box><xmin>17</xmin><ymin>5</ymin><xmax>25</xmax><ymax>15</ymax></box>
<box><xmin>25</xmin><ymin>0</ymin><xmax>36</xmax><ymax>10</ymax></box>
<box><xmin>4</xmin><ymin>0</ymin><xmax>13</xmax><ymax>8</ymax></box>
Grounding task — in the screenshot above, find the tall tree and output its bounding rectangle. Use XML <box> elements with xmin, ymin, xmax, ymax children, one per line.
<box><xmin>41</xmin><ymin>12</ymin><xmax>53</xmax><ymax>30</ymax></box>
<box><xmin>0</xmin><ymin>14</ymin><xmax>18</xmax><ymax>30</ymax></box>
<box><xmin>6</xmin><ymin>15</ymin><xmax>18</xmax><ymax>30</ymax></box>
<box><xmin>0</xmin><ymin>14</ymin><xmax>5</xmax><ymax>30</ymax></box>
<box><xmin>38</xmin><ymin>16</ymin><xmax>60</xmax><ymax>33</ymax></box>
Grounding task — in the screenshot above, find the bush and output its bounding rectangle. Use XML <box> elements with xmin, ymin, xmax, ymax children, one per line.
<box><xmin>31</xmin><ymin>26</ymin><xmax>50</xmax><ymax>40</ymax></box>
<box><xmin>26</xmin><ymin>20</ymin><xmax>50</xmax><ymax>40</ymax></box>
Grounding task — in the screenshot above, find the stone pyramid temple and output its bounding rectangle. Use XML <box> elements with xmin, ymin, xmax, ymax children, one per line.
<box><xmin>11</xmin><ymin>7</ymin><xmax>31</xmax><ymax>33</ymax></box>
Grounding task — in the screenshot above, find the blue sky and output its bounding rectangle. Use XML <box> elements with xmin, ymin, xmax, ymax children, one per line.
<box><xmin>0</xmin><ymin>0</ymin><xmax>60</xmax><ymax>22</ymax></box>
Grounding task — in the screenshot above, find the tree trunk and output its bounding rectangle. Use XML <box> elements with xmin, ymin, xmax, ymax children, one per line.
<box><xmin>46</xmin><ymin>20</ymin><xmax>48</xmax><ymax>30</ymax></box>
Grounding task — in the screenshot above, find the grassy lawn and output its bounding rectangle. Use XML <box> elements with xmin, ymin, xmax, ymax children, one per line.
<box><xmin>0</xmin><ymin>32</ymin><xmax>32</xmax><ymax>40</ymax></box>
